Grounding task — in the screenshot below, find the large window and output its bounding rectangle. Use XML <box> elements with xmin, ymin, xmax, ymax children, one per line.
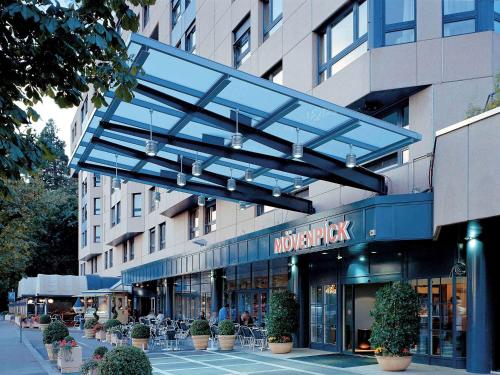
<box><xmin>93</xmin><ymin>197</ymin><xmax>101</xmax><ymax>215</ymax></box>
<box><xmin>185</xmin><ymin>22</ymin><xmax>196</xmax><ymax>54</ymax></box>
<box><xmin>174</xmin><ymin>272</ymin><xmax>212</xmax><ymax>320</ymax></box>
<box><xmin>93</xmin><ymin>174</ymin><xmax>101</xmax><ymax>187</ymax></box>
<box><xmin>81</xmin><ymin>229</ymin><xmax>87</xmax><ymax>248</ymax></box>
<box><xmin>263</xmin><ymin>0</ymin><xmax>282</xmax><ymax>39</ymax></box>
<box><xmin>205</xmin><ymin>202</ymin><xmax>216</xmax><ymax>234</ymax></box>
<box><xmin>172</xmin><ymin>0</ymin><xmax>181</xmax><ymax>29</ymax></box>
<box><xmin>233</xmin><ymin>16</ymin><xmax>251</xmax><ymax>68</ymax></box>
<box><xmin>189</xmin><ymin>207</ymin><xmax>200</xmax><ymax>239</ymax></box>
<box><xmin>94</xmin><ymin>225</ymin><xmax>101</xmax><ymax>243</ymax></box>
<box><xmin>263</xmin><ymin>62</ymin><xmax>283</xmax><ymax>85</ymax></box>
<box><xmin>443</xmin><ymin>0</ymin><xmax>476</xmax><ymax>37</ymax></box>
<box><xmin>132</xmin><ymin>193</ymin><xmax>142</xmax><ymax>217</ymax></box>
<box><xmin>318</xmin><ymin>1</ymin><xmax>367</xmax><ymax>83</ymax></box>
<box><xmin>159</xmin><ymin>222</ymin><xmax>166</xmax><ymax>250</ymax></box>
<box><xmin>384</xmin><ymin>0</ymin><xmax>416</xmax><ymax>45</ymax></box>
<box><xmin>149</xmin><ymin>227</ymin><xmax>156</xmax><ymax>253</ymax></box>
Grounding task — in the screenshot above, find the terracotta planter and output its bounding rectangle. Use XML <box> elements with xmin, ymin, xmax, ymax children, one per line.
<box><xmin>57</xmin><ymin>346</ymin><xmax>83</xmax><ymax>374</ymax></box>
<box><xmin>45</xmin><ymin>343</ymin><xmax>56</xmax><ymax>361</ymax></box>
<box><xmin>84</xmin><ymin>328</ymin><xmax>95</xmax><ymax>338</ymax></box>
<box><xmin>192</xmin><ymin>335</ymin><xmax>210</xmax><ymax>350</ymax></box>
<box><xmin>269</xmin><ymin>342</ymin><xmax>293</xmax><ymax>354</ymax></box>
<box><xmin>39</xmin><ymin>323</ymin><xmax>49</xmax><ymax>332</ymax></box>
<box><xmin>218</xmin><ymin>335</ymin><xmax>236</xmax><ymax>351</ymax></box>
<box><xmin>132</xmin><ymin>337</ymin><xmax>149</xmax><ymax>350</ymax></box>
<box><xmin>376</xmin><ymin>355</ymin><xmax>412</xmax><ymax>371</ymax></box>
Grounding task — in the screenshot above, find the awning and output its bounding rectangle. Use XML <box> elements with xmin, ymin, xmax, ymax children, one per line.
<box><xmin>69</xmin><ymin>34</ymin><xmax>421</xmax><ymax>214</ymax></box>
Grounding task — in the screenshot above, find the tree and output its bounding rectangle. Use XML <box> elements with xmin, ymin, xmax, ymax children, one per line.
<box><xmin>37</xmin><ymin>119</ymin><xmax>69</xmax><ymax>189</ymax></box>
<box><xmin>466</xmin><ymin>73</ymin><xmax>500</xmax><ymax>118</ymax></box>
<box><xmin>0</xmin><ymin>0</ymin><xmax>155</xmax><ymax>198</ymax></box>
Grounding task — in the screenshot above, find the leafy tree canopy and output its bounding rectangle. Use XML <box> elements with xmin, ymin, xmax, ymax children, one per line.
<box><xmin>0</xmin><ymin>0</ymin><xmax>154</xmax><ymax>198</ymax></box>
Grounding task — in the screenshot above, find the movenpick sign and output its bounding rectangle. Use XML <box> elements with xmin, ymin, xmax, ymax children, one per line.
<box><xmin>274</xmin><ymin>220</ymin><xmax>351</xmax><ymax>254</ymax></box>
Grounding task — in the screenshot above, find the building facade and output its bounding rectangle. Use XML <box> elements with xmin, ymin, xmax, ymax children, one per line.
<box><xmin>69</xmin><ymin>0</ymin><xmax>500</xmax><ymax>373</ymax></box>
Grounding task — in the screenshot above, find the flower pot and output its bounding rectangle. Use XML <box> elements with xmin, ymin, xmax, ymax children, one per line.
<box><xmin>45</xmin><ymin>344</ymin><xmax>56</xmax><ymax>361</ymax></box>
<box><xmin>57</xmin><ymin>346</ymin><xmax>83</xmax><ymax>374</ymax></box>
<box><xmin>132</xmin><ymin>338</ymin><xmax>149</xmax><ymax>350</ymax></box>
<box><xmin>218</xmin><ymin>335</ymin><xmax>236</xmax><ymax>351</ymax></box>
<box><xmin>269</xmin><ymin>342</ymin><xmax>293</xmax><ymax>354</ymax></box>
<box><xmin>192</xmin><ymin>335</ymin><xmax>210</xmax><ymax>350</ymax></box>
<box><xmin>376</xmin><ymin>355</ymin><xmax>412</xmax><ymax>371</ymax></box>
<box><xmin>84</xmin><ymin>328</ymin><xmax>95</xmax><ymax>338</ymax></box>
<box><xmin>39</xmin><ymin>323</ymin><xmax>49</xmax><ymax>332</ymax></box>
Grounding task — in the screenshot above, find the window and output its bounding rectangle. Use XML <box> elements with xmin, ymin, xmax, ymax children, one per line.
<box><xmin>71</xmin><ymin>123</ymin><xmax>77</xmax><ymax>142</ymax></box>
<box><xmin>94</xmin><ymin>225</ymin><xmax>101</xmax><ymax>243</ymax></box>
<box><xmin>116</xmin><ymin>201</ymin><xmax>121</xmax><ymax>224</ymax></box>
<box><xmin>384</xmin><ymin>0</ymin><xmax>415</xmax><ymax>45</ymax></box>
<box><xmin>80</xmin><ymin>96</ymin><xmax>88</xmax><ymax>123</ymax></box>
<box><xmin>132</xmin><ymin>193</ymin><xmax>142</xmax><ymax>217</ymax></box>
<box><xmin>81</xmin><ymin>230</ymin><xmax>87</xmax><ymax>248</ymax></box>
<box><xmin>93</xmin><ymin>174</ymin><xmax>101</xmax><ymax>187</ymax></box>
<box><xmin>185</xmin><ymin>0</ymin><xmax>191</xmax><ymax>9</ymax></box>
<box><xmin>123</xmin><ymin>242</ymin><xmax>128</xmax><ymax>263</ymax></box>
<box><xmin>496</xmin><ymin>0</ymin><xmax>500</xmax><ymax>32</ymax></box>
<box><xmin>233</xmin><ymin>16</ymin><xmax>251</xmax><ymax>68</ymax></box>
<box><xmin>364</xmin><ymin>100</ymin><xmax>410</xmax><ymax>172</ymax></box>
<box><xmin>172</xmin><ymin>0</ymin><xmax>181</xmax><ymax>29</ymax></box>
<box><xmin>142</xmin><ymin>5</ymin><xmax>150</xmax><ymax>29</ymax></box>
<box><xmin>318</xmin><ymin>1</ymin><xmax>367</xmax><ymax>83</ymax></box>
<box><xmin>205</xmin><ymin>202</ymin><xmax>217</xmax><ymax>234</ymax></box>
<box><xmin>81</xmin><ymin>178</ymin><xmax>87</xmax><ymax>198</ymax></box>
<box><xmin>93</xmin><ymin>197</ymin><xmax>101</xmax><ymax>215</ymax></box>
<box><xmin>442</xmin><ymin>0</ymin><xmax>476</xmax><ymax>37</ymax></box>
<box><xmin>159</xmin><ymin>222</ymin><xmax>166</xmax><ymax>250</ymax></box>
<box><xmin>92</xmin><ymin>257</ymin><xmax>97</xmax><ymax>273</ymax></box>
<box><xmin>129</xmin><ymin>238</ymin><xmax>135</xmax><ymax>260</ymax></box>
<box><xmin>149</xmin><ymin>227</ymin><xmax>156</xmax><ymax>253</ymax></box>
<box><xmin>82</xmin><ymin>204</ymin><xmax>88</xmax><ymax>223</ymax></box>
<box><xmin>256</xmin><ymin>204</ymin><xmax>275</xmax><ymax>216</ymax></box>
<box><xmin>264</xmin><ymin>62</ymin><xmax>283</xmax><ymax>85</ymax></box>
<box><xmin>263</xmin><ymin>0</ymin><xmax>283</xmax><ymax>39</ymax></box>
<box><xmin>111</xmin><ymin>202</ymin><xmax>121</xmax><ymax>226</ymax></box>
<box><xmin>109</xmin><ymin>249</ymin><xmax>113</xmax><ymax>268</ymax></box>
<box><xmin>189</xmin><ymin>207</ymin><xmax>200</xmax><ymax>239</ymax></box>
<box><xmin>150</xmin><ymin>24</ymin><xmax>159</xmax><ymax>40</ymax></box>
<box><xmin>80</xmin><ymin>263</ymin><xmax>85</xmax><ymax>275</ymax></box>
<box><xmin>149</xmin><ymin>187</ymin><xmax>156</xmax><ymax>212</ymax></box>
<box><xmin>185</xmin><ymin>22</ymin><xmax>196</xmax><ymax>54</ymax></box>
<box><xmin>104</xmin><ymin>251</ymin><xmax>108</xmax><ymax>269</ymax></box>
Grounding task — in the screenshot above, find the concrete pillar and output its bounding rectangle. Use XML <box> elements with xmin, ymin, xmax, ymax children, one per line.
<box><xmin>289</xmin><ymin>255</ymin><xmax>308</xmax><ymax>348</ymax></box>
<box><xmin>466</xmin><ymin>235</ymin><xmax>491</xmax><ymax>373</ymax></box>
<box><xmin>165</xmin><ymin>279</ymin><xmax>174</xmax><ymax>319</ymax></box>
<box><xmin>211</xmin><ymin>269</ymin><xmax>223</xmax><ymax>314</ymax></box>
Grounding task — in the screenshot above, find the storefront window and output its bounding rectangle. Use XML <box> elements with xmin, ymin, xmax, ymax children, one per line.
<box><xmin>431</xmin><ymin>277</ymin><xmax>453</xmax><ymax>357</ymax></box>
<box><xmin>225</xmin><ymin>266</ymin><xmax>236</xmax><ymax>291</ymax></box>
<box><xmin>237</xmin><ymin>264</ymin><xmax>251</xmax><ymax>289</ymax></box>
<box><xmin>311</xmin><ymin>284</ymin><xmax>338</xmax><ymax>346</ymax></box>
<box><xmin>270</xmin><ymin>257</ymin><xmax>289</xmax><ymax>289</ymax></box>
<box><xmin>252</xmin><ymin>261</ymin><xmax>269</xmax><ymax>289</ymax></box>
<box><xmin>411</xmin><ymin>279</ymin><xmax>430</xmax><ymax>355</ymax></box>
<box><xmin>455</xmin><ymin>276</ymin><xmax>467</xmax><ymax>357</ymax></box>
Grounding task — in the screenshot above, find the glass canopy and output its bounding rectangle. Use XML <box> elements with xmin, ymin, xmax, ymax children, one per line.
<box><xmin>69</xmin><ymin>33</ymin><xmax>421</xmax><ymax>214</ymax></box>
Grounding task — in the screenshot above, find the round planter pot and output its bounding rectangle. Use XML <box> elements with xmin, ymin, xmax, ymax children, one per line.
<box><xmin>269</xmin><ymin>342</ymin><xmax>293</xmax><ymax>354</ymax></box>
<box><xmin>376</xmin><ymin>355</ymin><xmax>412</xmax><ymax>371</ymax></box>
<box><xmin>132</xmin><ymin>337</ymin><xmax>149</xmax><ymax>350</ymax></box>
<box><xmin>45</xmin><ymin>343</ymin><xmax>56</xmax><ymax>361</ymax></box>
<box><xmin>218</xmin><ymin>335</ymin><xmax>236</xmax><ymax>351</ymax></box>
<box><xmin>39</xmin><ymin>323</ymin><xmax>49</xmax><ymax>332</ymax></box>
<box><xmin>84</xmin><ymin>328</ymin><xmax>95</xmax><ymax>338</ymax></box>
<box><xmin>192</xmin><ymin>335</ymin><xmax>210</xmax><ymax>350</ymax></box>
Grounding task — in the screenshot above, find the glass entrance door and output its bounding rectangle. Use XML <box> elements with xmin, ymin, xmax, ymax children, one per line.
<box><xmin>310</xmin><ymin>284</ymin><xmax>338</xmax><ymax>349</ymax></box>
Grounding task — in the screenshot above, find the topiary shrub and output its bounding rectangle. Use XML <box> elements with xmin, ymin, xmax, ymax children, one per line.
<box><xmin>39</xmin><ymin>314</ymin><xmax>51</xmax><ymax>324</ymax></box>
<box><xmin>266</xmin><ymin>290</ymin><xmax>298</xmax><ymax>343</ymax></box>
<box><xmin>370</xmin><ymin>283</ymin><xmax>420</xmax><ymax>357</ymax></box>
<box><xmin>130</xmin><ymin>324</ymin><xmax>150</xmax><ymax>339</ymax></box>
<box><xmin>98</xmin><ymin>346</ymin><xmax>152</xmax><ymax>375</ymax></box>
<box><xmin>104</xmin><ymin>318</ymin><xmax>121</xmax><ymax>332</ymax></box>
<box><xmin>43</xmin><ymin>321</ymin><xmax>69</xmax><ymax>344</ymax></box>
<box><xmin>190</xmin><ymin>320</ymin><xmax>210</xmax><ymax>336</ymax></box>
<box><xmin>84</xmin><ymin>317</ymin><xmax>98</xmax><ymax>329</ymax></box>
<box><xmin>93</xmin><ymin>346</ymin><xmax>109</xmax><ymax>358</ymax></box>
<box><xmin>218</xmin><ymin>320</ymin><xmax>235</xmax><ymax>336</ymax></box>
<box><xmin>64</xmin><ymin>335</ymin><xmax>75</xmax><ymax>342</ymax></box>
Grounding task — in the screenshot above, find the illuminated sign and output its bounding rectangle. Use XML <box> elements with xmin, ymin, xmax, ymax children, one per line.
<box><xmin>274</xmin><ymin>220</ymin><xmax>351</xmax><ymax>254</ymax></box>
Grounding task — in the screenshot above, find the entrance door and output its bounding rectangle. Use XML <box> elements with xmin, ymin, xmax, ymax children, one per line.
<box><xmin>236</xmin><ymin>290</ymin><xmax>268</xmax><ymax>325</ymax></box>
<box><xmin>310</xmin><ymin>284</ymin><xmax>338</xmax><ymax>350</ymax></box>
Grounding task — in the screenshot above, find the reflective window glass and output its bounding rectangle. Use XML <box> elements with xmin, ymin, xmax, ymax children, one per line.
<box><xmin>385</xmin><ymin>0</ymin><xmax>415</xmax><ymax>24</ymax></box>
<box><xmin>443</xmin><ymin>19</ymin><xmax>476</xmax><ymax>37</ymax></box>
<box><xmin>443</xmin><ymin>0</ymin><xmax>475</xmax><ymax>15</ymax></box>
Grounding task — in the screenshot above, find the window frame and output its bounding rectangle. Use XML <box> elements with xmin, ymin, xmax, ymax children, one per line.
<box><xmin>233</xmin><ymin>16</ymin><xmax>251</xmax><ymax>68</ymax></box>
<box><xmin>93</xmin><ymin>174</ymin><xmax>101</xmax><ymax>187</ymax></box>
<box><xmin>109</xmin><ymin>249</ymin><xmax>113</xmax><ymax>268</ymax></box>
<box><xmin>132</xmin><ymin>193</ymin><xmax>142</xmax><ymax>217</ymax></box>
<box><xmin>93</xmin><ymin>197</ymin><xmax>101</xmax><ymax>215</ymax></box>
<box><xmin>172</xmin><ymin>0</ymin><xmax>181</xmax><ymax>30</ymax></box>
<box><xmin>149</xmin><ymin>187</ymin><xmax>156</xmax><ymax>213</ymax></box>
<box><xmin>159</xmin><ymin>222</ymin><xmax>166</xmax><ymax>250</ymax></box>
<box><xmin>383</xmin><ymin>0</ymin><xmax>416</xmax><ymax>46</ymax></box>
<box><xmin>149</xmin><ymin>227</ymin><xmax>156</xmax><ymax>253</ymax></box>
<box><xmin>442</xmin><ymin>0</ymin><xmax>477</xmax><ymax>37</ymax></box>
<box><xmin>204</xmin><ymin>202</ymin><xmax>217</xmax><ymax>234</ymax></box>
<box><xmin>189</xmin><ymin>207</ymin><xmax>200</xmax><ymax>240</ymax></box>
<box><xmin>94</xmin><ymin>225</ymin><xmax>101</xmax><ymax>243</ymax></box>
<box><xmin>123</xmin><ymin>242</ymin><xmax>128</xmax><ymax>263</ymax></box>
<box><xmin>263</xmin><ymin>0</ymin><xmax>283</xmax><ymax>39</ymax></box>
<box><xmin>185</xmin><ymin>21</ymin><xmax>196</xmax><ymax>54</ymax></box>
<box><xmin>129</xmin><ymin>238</ymin><xmax>135</xmax><ymax>260</ymax></box>
<box><xmin>317</xmin><ymin>1</ymin><xmax>368</xmax><ymax>84</ymax></box>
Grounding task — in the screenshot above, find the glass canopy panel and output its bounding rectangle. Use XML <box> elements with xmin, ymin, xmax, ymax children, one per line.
<box><xmin>342</xmin><ymin>122</ymin><xmax>405</xmax><ymax>148</ymax></box>
<box><xmin>179</xmin><ymin>121</ymin><xmax>233</xmax><ymax>140</ymax></box>
<box><xmin>283</xmin><ymin>102</ymin><xmax>351</xmax><ymax>131</ymax></box>
<box><xmin>315</xmin><ymin>140</ymin><xmax>371</xmax><ymax>159</ymax></box>
<box><xmin>137</xmin><ymin>80</ymin><xmax>200</xmax><ymax>105</ymax></box>
<box><xmin>263</xmin><ymin>122</ymin><xmax>318</xmax><ymax>144</ymax></box>
<box><xmin>253</xmin><ymin>175</ymin><xmax>290</xmax><ymax>188</ymax></box>
<box><xmin>240</xmin><ymin>140</ymin><xmax>283</xmax><ymax>157</ymax></box>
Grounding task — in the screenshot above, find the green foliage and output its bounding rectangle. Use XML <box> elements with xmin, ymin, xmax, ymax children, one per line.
<box><xmin>266</xmin><ymin>290</ymin><xmax>299</xmax><ymax>343</ymax></box>
<box><xmin>84</xmin><ymin>317</ymin><xmax>98</xmax><ymax>329</ymax></box>
<box><xmin>93</xmin><ymin>346</ymin><xmax>109</xmax><ymax>358</ymax></box>
<box><xmin>39</xmin><ymin>314</ymin><xmax>51</xmax><ymax>324</ymax></box>
<box><xmin>0</xmin><ymin>0</ymin><xmax>156</xmax><ymax>199</ymax></box>
<box><xmin>369</xmin><ymin>283</ymin><xmax>420</xmax><ymax>356</ymax></box>
<box><xmin>104</xmin><ymin>319</ymin><xmax>121</xmax><ymax>332</ymax></box>
<box><xmin>99</xmin><ymin>346</ymin><xmax>152</xmax><ymax>375</ymax></box>
<box><xmin>81</xmin><ymin>358</ymin><xmax>100</xmax><ymax>374</ymax></box>
<box><xmin>218</xmin><ymin>320</ymin><xmax>235</xmax><ymax>336</ymax></box>
<box><xmin>64</xmin><ymin>335</ymin><xmax>75</xmax><ymax>341</ymax></box>
<box><xmin>43</xmin><ymin>321</ymin><xmax>69</xmax><ymax>344</ymax></box>
<box><xmin>466</xmin><ymin>73</ymin><xmax>500</xmax><ymax>118</ymax></box>
<box><xmin>190</xmin><ymin>320</ymin><xmax>210</xmax><ymax>336</ymax></box>
<box><xmin>130</xmin><ymin>324</ymin><xmax>150</xmax><ymax>339</ymax></box>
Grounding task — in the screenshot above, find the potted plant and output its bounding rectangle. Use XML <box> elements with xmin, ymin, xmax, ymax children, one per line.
<box><xmin>0</xmin><ymin>311</ymin><xmax>6</xmax><ymax>321</ymax></box>
<box><xmin>218</xmin><ymin>320</ymin><xmax>236</xmax><ymax>350</ymax></box>
<box><xmin>84</xmin><ymin>317</ymin><xmax>98</xmax><ymax>338</ymax></box>
<box><xmin>43</xmin><ymin>321</ymin><xmax>69</xmax><ymax>360</ymax></box>
<box><xmin>370</xmin><ymin>283</ymin><xmax>420</xmax><ymax>372</ymax></box>
<box><xmin>81</xmin><ymin>346</ymin><xmax>108</xmax><ymax>375</ymax></box>
<box><xmin>94</xmin><ymin>323</ymin><xmax>105</xmax><ymax>341</ymax></box>
<box><xmin>267</xmin><ymin>290</ymin><xmax>298</xmax><ymax>354</ymax></box>
<box><xmin>98</xmin><ymin>346</ymin><xmax>152</xmax><ymax>375</ymax></box>
<box><xmin>39</xmin><ymin>314</ymin><xmax>51</xmax><ymax>332</ymax></box>
<box><xmin>190</xmin><ymin>319</ymin><xmax>210</xmax><ymax>350</ymax></box>
<box><xmin>104</xmin><ymin>318</ymin><xmax>121</xmax><ymax>342</ymax></box>
<box><xmin>130</xmin><ymin>323</ymin><xmax>150</xmax><ymax>350</ymax></box>
<box><xmin>57</xmin><ymin>335</ymin><xmax>83</xmax><ymax>373</ymax></box>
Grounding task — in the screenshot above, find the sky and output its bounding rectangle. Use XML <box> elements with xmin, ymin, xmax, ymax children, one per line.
<box><xmin>31</xmin><ymin>97</ymin><xmax>78</xmax><ymax>157</ymax></box>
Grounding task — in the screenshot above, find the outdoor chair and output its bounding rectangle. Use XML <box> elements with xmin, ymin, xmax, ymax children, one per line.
<box><xmin>151</xmin><ymin>327</ymin><xmax>167</xmax><ymax>350</ymax></box>
<box><xmin>251</xmin><ymin>328</ymin><xmax>267</xmax><ymax>351</ymax></box>
<box><xmin>166</xmin><ymin>329</ymin><xmax>179</xmax><ymax>351</ymax></box>
<box><xmin>240</xmin><ymin>326</ymin><xmax>254</xmax><ymax>348</ymax></box>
